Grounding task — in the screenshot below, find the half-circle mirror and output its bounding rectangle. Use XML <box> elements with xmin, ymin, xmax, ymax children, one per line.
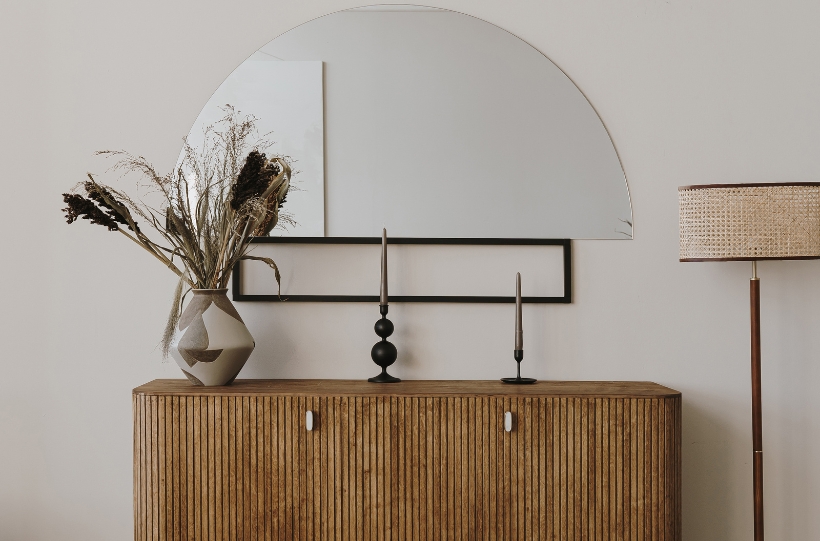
<box><xmin>185</xmin><ymin>5</ymin><xmax>632</xmax><ymax>239</ymax></box>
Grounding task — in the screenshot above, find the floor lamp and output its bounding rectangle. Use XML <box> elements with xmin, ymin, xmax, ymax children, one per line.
<box><xmin>679</xmin><ymin>182</ymin><xmax>820</xmax><ymax>541</ymax></box>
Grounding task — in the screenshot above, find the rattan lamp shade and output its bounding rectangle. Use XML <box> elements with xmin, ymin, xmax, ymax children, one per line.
<box><xmin>679</xmin><ymin>183</ymin><xmax>820</xmax><ymax>261</ymax></box>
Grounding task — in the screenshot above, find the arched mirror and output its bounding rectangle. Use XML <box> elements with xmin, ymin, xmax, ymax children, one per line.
<box><xmin>185</xmin><ymin>5</ymin><xmax>632</xmax><ymax>240</ymax></box>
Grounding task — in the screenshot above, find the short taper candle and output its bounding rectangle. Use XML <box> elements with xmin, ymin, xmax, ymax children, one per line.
<box><xmin>515</xmin><ymin>272</ymin><xmax>523</xmax><ymax>350</ymax></box>
<box><xmin>380</xmin><ymin>228</ymin><xmax>388</xmax><ymax>305</ymax></box>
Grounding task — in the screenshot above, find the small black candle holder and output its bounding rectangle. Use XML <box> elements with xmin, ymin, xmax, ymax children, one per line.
<box><xmin>501</xmin><ymin>349</ymin><xmax>537</xmax><ymax>384</ymax></box>
<box><xmin>368</xmin><ymin>305</ymin><xmax>401</xmax><ymax>383</ymax></box>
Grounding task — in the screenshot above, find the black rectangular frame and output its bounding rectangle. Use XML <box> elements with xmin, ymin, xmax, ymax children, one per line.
<box><xmin>232</xmin><ymin>237</ymin><xmax>571</xmax><ymax>303</ymax></box>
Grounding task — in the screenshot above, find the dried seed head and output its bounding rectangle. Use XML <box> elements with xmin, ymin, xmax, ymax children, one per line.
<box><xmin>62</xmin><ymin>193</ymin><xmax>120</xmax><ymax>231</ymax></box>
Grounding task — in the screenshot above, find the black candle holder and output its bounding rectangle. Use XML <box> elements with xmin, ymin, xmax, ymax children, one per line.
<box><xmin>368</xmin><ymin>305</ymin><xmax>401</xmax><ymax>383</ymax></box>
<box><xmin>501</xmin><ymin>349</ymin><xmax>537</xmax><ymax>384</ymax></box>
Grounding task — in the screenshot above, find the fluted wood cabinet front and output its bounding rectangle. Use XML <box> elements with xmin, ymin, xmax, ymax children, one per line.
<box><xmin>134</xmin><ymin>380</ymin><xmax>681</xmax><ymax>540</ymax></box>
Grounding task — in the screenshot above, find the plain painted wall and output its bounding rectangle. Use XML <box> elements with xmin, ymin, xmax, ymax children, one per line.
<box><xmin>1</xmin><ymin>0</ymin><xmax>819</xmax><ymax>539</ymax></box>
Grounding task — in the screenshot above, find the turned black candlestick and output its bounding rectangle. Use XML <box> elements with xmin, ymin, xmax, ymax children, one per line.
<box><xmin>368</xmin><ymin>305</ymin><xmax>400</xmax><ymax>383</ymax></box>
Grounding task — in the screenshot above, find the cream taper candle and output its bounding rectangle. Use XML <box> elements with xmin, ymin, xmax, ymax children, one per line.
<box><xmin>380</xmin><ymin>228</ymin><xmax>388</xmax><ymax>305</ymax></box>
<box><xmin>515</xmin><ymin>272</ymin><xmax>523</xmax><ymax>350</ymax></box>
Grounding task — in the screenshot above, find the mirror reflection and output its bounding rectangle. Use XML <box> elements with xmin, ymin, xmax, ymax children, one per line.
<box><xmin>186</xmin><ymin>5</ymin><xmax>632</xmax><ymax>239</ymax></box>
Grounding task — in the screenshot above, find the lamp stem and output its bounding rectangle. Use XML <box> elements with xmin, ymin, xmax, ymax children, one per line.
<box><xmin>750</xmin><ymin>265</ymin><xmax>764</xmax><ymax>541</ymax></box>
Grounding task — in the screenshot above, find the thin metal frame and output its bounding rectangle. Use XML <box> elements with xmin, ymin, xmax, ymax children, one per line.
<box><xmin>232</xmin><ymin>237</ymin><xmax>572</xmax><ymax>303</ymax></box>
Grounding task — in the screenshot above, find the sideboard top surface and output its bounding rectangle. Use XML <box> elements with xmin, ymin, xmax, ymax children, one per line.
<box><xmin>134</xmin><ymin>379</ymin><xmax>680</xmax><ymax>398</ymax></box>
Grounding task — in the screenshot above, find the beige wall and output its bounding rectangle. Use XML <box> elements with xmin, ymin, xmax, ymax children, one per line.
<box><xmin>2</xmin><ymin>0</ymin><xmax>819</xmax><ymax>538</ymax></box>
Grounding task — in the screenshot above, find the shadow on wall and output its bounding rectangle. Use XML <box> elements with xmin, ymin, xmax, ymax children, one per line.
<box><xmin>0</xmin><ymin>497</ymin><xmax>95</xmax><ymax>540</ymax></box>
<box><xmin>682</xmin><ymin>397</ymin><xmax>743</xmax><ymax>541</ymax></box>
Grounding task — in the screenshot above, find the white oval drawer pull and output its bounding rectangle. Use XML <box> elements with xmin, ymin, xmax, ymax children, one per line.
<box><xmin>306</xmin><ymin>410</ymin><xmax>314</xmax><ymax>431</ymax></box>
<box><xmin>504</xmin><ymin>411</ymin><xmax>513</xmax><ymax>432</ymax></box>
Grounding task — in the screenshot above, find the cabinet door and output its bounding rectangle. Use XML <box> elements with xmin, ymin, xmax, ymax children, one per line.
<box><xmin>359</xmin><ymin>395</ymin><xmax>494</xmax><ymax>540</ymax></box>
<box><xmin>323</xmin><ymin>395</ymin><xmax>410</xmax><ymax>540</ymax></box>
<box><xmin>269</xmin><ymin>394</ymin><xmax>326</xmax><ymax>540</ymax></box>
<box><xmin>374</xmin><ymin>395</ymin><xmax>541</xmax><ymax>540</ymax></box>
<box><xmin>134</xmin><ymin>394</ymin><xmax>329</xmax><ymax>541</ymax></box>
<box><xmin>351</xmin><ymin>395</ymin><xmax>534</xmax><ymax>540</ymax></box>
<box><xmin>501</xmin><ymin>396</ymin><xmax>682</xmax><ymax>541</ymax></box>
<box><xmin>321</xmin><ymin>395</ymin><xmax>462</xmax><ymax>540</ymax></box>
<box><xmin>468</xmin><ymin>396</ymin><xmax>681</xmax><ymax>541</ymax></box>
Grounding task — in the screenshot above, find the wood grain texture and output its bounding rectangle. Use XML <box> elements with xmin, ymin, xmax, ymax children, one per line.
<box><xmin>134</xmin><ymin>379</ymin><xmax>680</xmax><ymax>398</ymax></box>
<box><xmin>134</xmin><ymin>380</ymin><xmax>682</xmax><ymax>540</ymax></box>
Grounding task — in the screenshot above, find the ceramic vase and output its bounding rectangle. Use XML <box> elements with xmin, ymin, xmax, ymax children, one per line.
<box><xmin>170</xmin><ymin>289</ymin><xmax>255</xmax><ymax>386</ymax></box>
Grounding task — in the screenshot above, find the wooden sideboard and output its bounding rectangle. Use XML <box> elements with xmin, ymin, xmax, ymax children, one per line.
<box><xmin>133</xmin><ymin>379</ymin><xmax>681</xmax><ymax>540</ymax></box>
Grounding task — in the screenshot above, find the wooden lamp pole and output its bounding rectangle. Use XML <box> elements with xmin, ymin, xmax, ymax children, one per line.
<box><xmin>750</xmin><ymin>261</ymin><xmax>763</xmax><ymax>541</ymax></box>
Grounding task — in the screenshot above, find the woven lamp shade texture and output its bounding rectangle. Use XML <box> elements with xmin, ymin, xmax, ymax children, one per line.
<box><xmin>679</xmin><ymin>183</ymin><xmax>820</xmax><ymax>261</ymax></box>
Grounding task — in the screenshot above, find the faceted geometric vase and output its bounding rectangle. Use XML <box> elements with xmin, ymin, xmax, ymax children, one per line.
<box><xmin>170</xmin><ymin>289</ymin><xmax>255</xmax><ymax>386</ymax></box>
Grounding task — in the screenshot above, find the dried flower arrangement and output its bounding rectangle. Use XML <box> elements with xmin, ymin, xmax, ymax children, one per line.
<box><xmin>62</xmin><ymin>106</ymin><xmax>291</xmax><ymax>356</ymax></box>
